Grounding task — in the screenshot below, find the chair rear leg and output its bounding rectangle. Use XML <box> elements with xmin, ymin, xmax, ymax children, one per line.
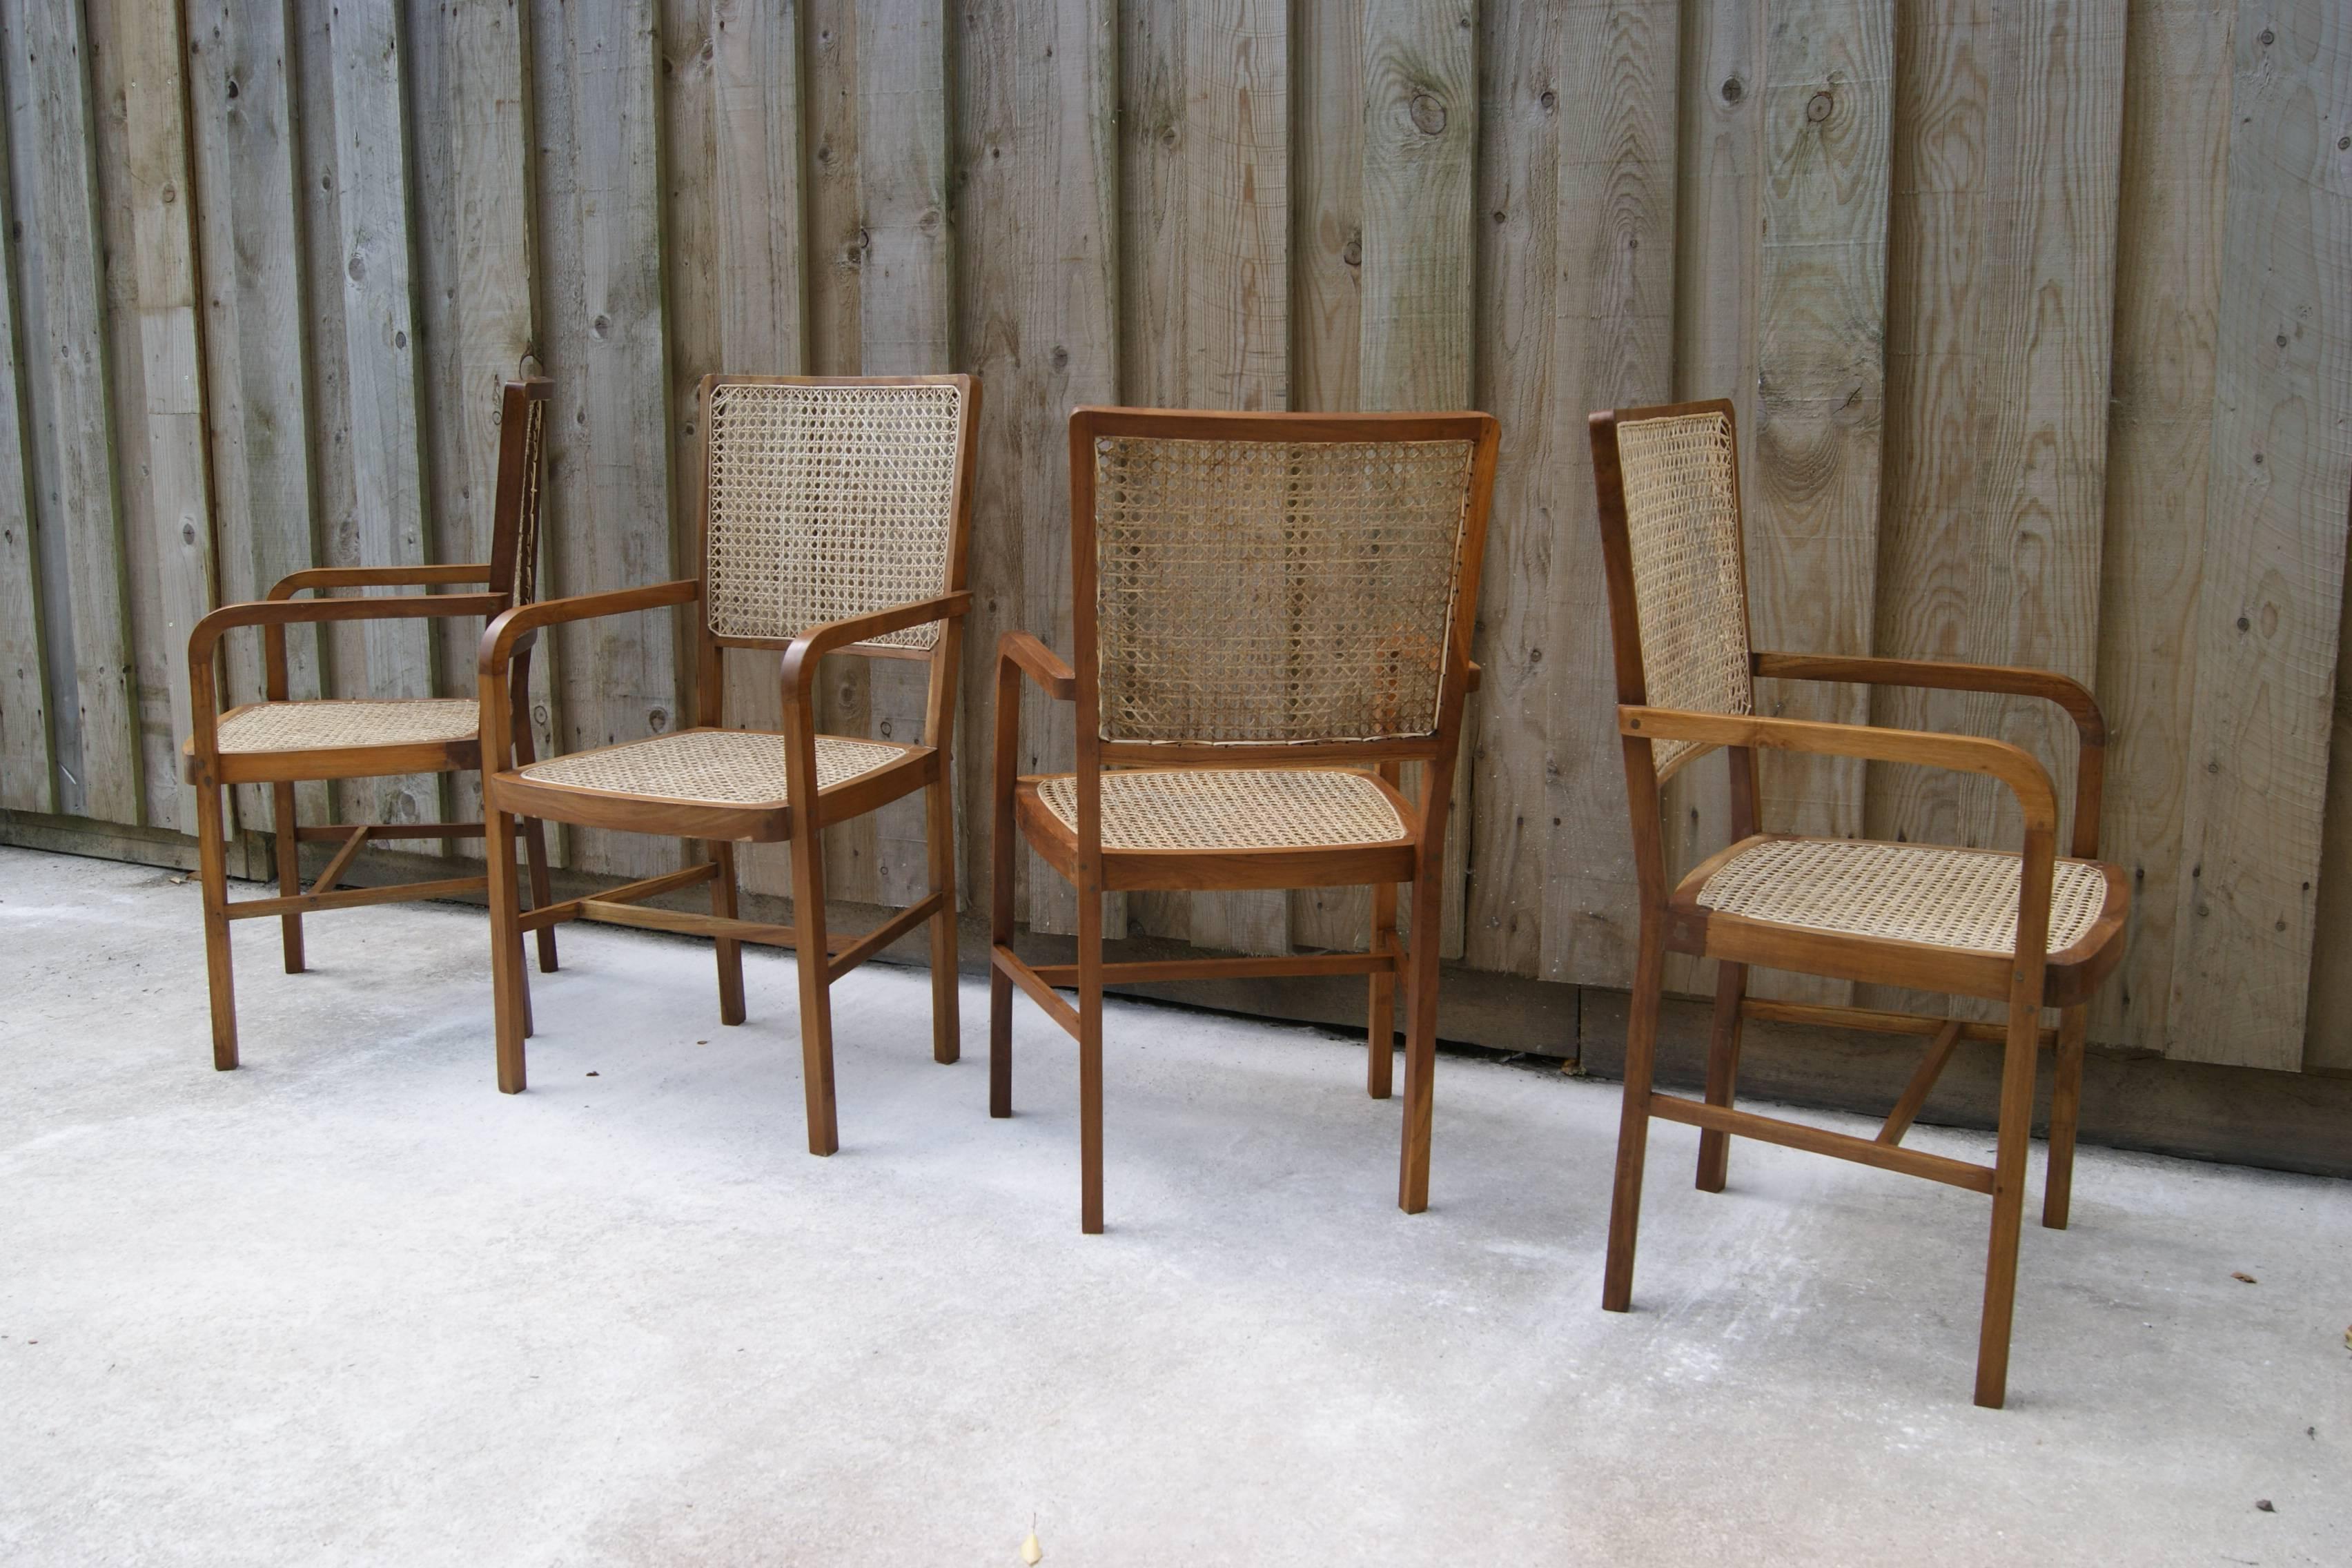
<box><xmin>925</xmin><ymin>772</ymin><xmax>961</xmax><ymax>1066</ymax></box>
<box><xmin>712</xmin><ymin>840</ymin><xmax>747</xmax><ymax>1026</ymax></box>
<box><xmin>1395</xmin><ymin>874</ymin><xmax>1444</xmax><ymax>1213</ymax></box>
<box><xmin>788</xmin><ymin>818</ymin><xmax>840</xmax><ymax>1156</ymax></box>
<box><xmin>1366</xmin><ymin>878</ymin><xmax>1398</xmax><ymax>1099</ymax></box>
<box><xmin>1695</xmin><ymin>961</ymin><xmax>1747</xmax><ymax>1192</ymax></box>
<box><xmin>196</xmin><ymin>777</ymin><xmax>239</xmax><ymax>1070</ymax></box>
<box><xmin>486</xmin><ymin>805</ymin><xmax>528</xmax><ymax>1092</ymax></box>
<box><xmin>988</xmin><ymin>728</ymin><xmax>1018</xmax><ymax>1119</ymax></box>
<box><xmin>1602</xmin><ymin>918</ymin><xmax>1669</xmax><ymax>1311</ymax></box>
<box><xmin>522</xmin><ymin>817</ymin><xmax>558</xmax><ymax>972</ymax></box>
<box><xmin>2041</xmin><ymin>1006</ymin><xmax>2087</xmax><ymax>1231</ymax></box>
<box><xmin>271</xmin><ymin>783</ymin><xmax>306</xmax><ymax>973</ymax></box>
<box><xmin>1974</xmin><ymin>994</ymin><xmax>2043</xmax><ymax>1409</ymax></box>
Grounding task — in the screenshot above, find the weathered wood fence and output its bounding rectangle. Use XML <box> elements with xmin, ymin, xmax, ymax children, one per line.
<box><xmin>0</xmin><ymin>1</ymin><xmax>2346</xmax><ymax>1075</ymax></box>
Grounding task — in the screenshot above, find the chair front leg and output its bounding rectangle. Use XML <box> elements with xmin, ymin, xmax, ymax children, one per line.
<box><xmin>195</xmin><ymin>775</ymin><xmax>239</xmax><ymax>1070</ymax></box>
<box><xmin>1601</xmin><ymin>912</ymin><xmax>1669</xmax><ymax>1311</ymax></box>
<box><xmin>1078</xmin><ymin>874</ymin><xmax>1106</xmax><ymax>1235</ymax></box>
<box><xmin>2041</xmin><ymin>1006</ymin><xmax>2088</xmax><ymax>1230</ymax></box>
<box><xmin>924</xmin><ymin>772</ymin><xmax>961</xmax><ymax>1065</ymax></box>
<box><xmin>988</xmin><ymin>667</ymin><xmax>1022</xmax><ymax>1119</ymax></box>
<box><xmin>270</xmin><ymin>782</ymin><xmax>306</xmax><ymax>973</ymax></box>
<box><xmin>1974</xmin><ymin>991</ymin><xmax>2044</xmax><ymax>1409</ymax></box>
<box><xmin>787</xmin><ymin>806</ymin><xmax>840</xmax><ymax>1157</ymax></box>
<box><xmin>1696</xmin><ymin>961</ymin><xmax>1748</xmax><ymax>1192</ymax></box>
<box><xmin>1395</xmin><ymin>869</ymin><xmax>1444</xmax><ymax>1213</ymax></box>
<box><xmin>485</xmin><ymin>802</ymin><xmax>529</xmax><ymax>1092</ymax></box>
<box><xmin>712</xmin><ymin>840</ymin><xmax>747</xmax><ymax>1026</ymax></box>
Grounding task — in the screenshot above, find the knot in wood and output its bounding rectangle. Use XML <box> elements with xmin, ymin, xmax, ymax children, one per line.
<box><xmin>1806</xmin><ymin>90</ymin><xmax>1834</xmax><ymax>124</ymax></box>
<box><xmin>1409</xmin><ymin>92</ymin><xmax>1447</xmax><ymax>136</ymax></box>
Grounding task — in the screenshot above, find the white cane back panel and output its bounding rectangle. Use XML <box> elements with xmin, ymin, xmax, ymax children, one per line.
<box><xmin>703</xmin><ymin>381</ymin><xmax>963</xmax><ymax>649</ymax></box>
<box><xmin>1092</xmin><ymin>435</ymin><xmax>1476</xmax><ymax>745</ymax></box>
<box><xmin>1616</xmin><ymin>411</ymin><xmax>1752</xmax><ymax>775</ymax></box>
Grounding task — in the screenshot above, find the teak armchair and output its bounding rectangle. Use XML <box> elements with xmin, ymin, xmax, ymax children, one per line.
<box><xmin>182</xmin><ymin>378</ymin><xmax>558</xmax><ymax>1070</ymax></box>
<box><xmin>1587</xmin><ymin>400</ymin><xmax>2130</xmax><ymax>1408</ymax></box>
<box><xmin>476</xmin><ymin>375</ymin><xmax>977</xmax><ymax>1152</ymax></box>
<box><xmin>992</xmin><ymin>406</ymin><xmax>1499</xmax><ymax>1232</ymax></box>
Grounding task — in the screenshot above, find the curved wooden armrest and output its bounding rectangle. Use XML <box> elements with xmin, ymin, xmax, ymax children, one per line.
<box><xmin>1750</xmin><ymin>651</ymin><xmax>2104</xmax><ymax>745</ymax></box>
<box><xmin>268</xmin><ymin>562</ymin><xmax>495</xmax><ymax>598</ymax></box>
<box><xmin>997</xmin><ymin>630</ymin><xmax>1076</xmax><ymax>702</ymax></box>
<box><xmin>778</xmin><ymin>592</ymin><xmax>973</xmax><ymax>697</ymax></box>
<box><xmin>478</xmin><ymin>578</ymin><xmax>700</xmax><ymax>678</ymax></box>
<box><xmin>1620</xmin><ymin>705</ymin><xmax>2058</xmax><ymax>834</ymax></box>
<box><xmin>191</xmin><ymin>591</ymin><xmax>506</xmax><ymax>667</ymax></box>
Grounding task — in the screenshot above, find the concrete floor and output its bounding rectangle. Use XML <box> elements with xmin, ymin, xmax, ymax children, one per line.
<box><xmin>1</xmin><ymin>846</ymin><xmax>2346</xmax><ymax>1566</ymax></box>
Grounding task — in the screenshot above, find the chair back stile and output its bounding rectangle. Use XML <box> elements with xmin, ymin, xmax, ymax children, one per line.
<box><xmin>487</xmin><ymin>379</ymin><xmax>553</xmax><ymax>612</ymax></box>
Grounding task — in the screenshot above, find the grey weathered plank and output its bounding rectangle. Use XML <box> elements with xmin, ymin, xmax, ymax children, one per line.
<box><xmin>2170</xmin><ymin>0</ymin><xmax>2352</xmax><ymax>1069</ymax></box>
<box><xmin>1362</xmin><ymin>0</ymin><xmax>1476</xmax><ymax>959</ymax></box>
<box><xmin>187</xmin><ymin>0</ymin><xmax>327</xmax><ymax>832</ymax></box>
<box><xmin>2089</xmin><ymin>0</ymin><xmax>2235</xmax><ymax>1055</ymax></box>
<box><xmin>0</xmin><ymin>64</ymin><xmax>48</xmax><ymax>814</ymax></box>
<box><xmin>531</xmin><ymin>0</ymin><xmax>681</xmax><ymax>880</ymax></box>
<box><xmin>328</xmin><ymin>2</ymin><xmax>438</xmax><ymax>827</ymax></box>
<box><xmin>1740</xmin><ymin>0</ymin><xmax>1892</xmax><ymax>1006</ymax></box>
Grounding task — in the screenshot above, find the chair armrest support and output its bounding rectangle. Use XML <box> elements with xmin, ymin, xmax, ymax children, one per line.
<box><xmin>777</xmin><ymin>591</ymin><xmax>973</xmax><ymax>698</ymax></box>
<box><xmin>997</xmin><ymin>630</ymin><xmax>1077</xmax><ymax>703</ymax></box>
<box><xmin>1620</xmin><ymin>705</ymin><xmax>2059</xmax><ymax>835</ymax></box>
<box><xmin>269</xmin><ymin>563</ymin><xmax>496</xmax><ymax>598</ymax></box>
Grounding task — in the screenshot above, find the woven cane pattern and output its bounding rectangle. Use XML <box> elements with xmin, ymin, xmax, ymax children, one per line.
<box><xmin>216</xmin><ymin>698</ymin><xmax>480</xmax><ymax>754</ymax></box>
<box><xmin>512</xmin><ymin>393</ymin><xmax>546</xmax><ymax>605</ymax></box>
<box><xmin>1035</xmin><ymin>769</ymin><xmax>1407</xmax><ymax>851</ymax></box>
<box><xmin>518</xmin><ymin>729</ymin><xmax>901</xmax><ymax>805</ymax></box>
<box><xmin>1698</xmin><ymin>839</ymin><xmax>2109</xmax><ymax>955</ymax></box>
<box><xmin>704</xmin><ymin>381</ymin><xmax>962</xmax><ymax>648</ymax></box>
<box><xmin>1617</xmin><ymin>412</ymin><xmax>1751</xmax><ymax>774</ymax></box>
<box><xmin>1092</xmin><ymin>436</ymin><xmax>1475</xmax><ymax>744</ymax></box>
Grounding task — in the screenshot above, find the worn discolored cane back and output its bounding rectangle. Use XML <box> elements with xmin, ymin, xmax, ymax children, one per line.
<box><xmin>478</xmin><ymin>375</ymin><xmax>977</xmax><ymax>1155</ymax></box>
<box><xmin>181</xmin><ymin>378</ymin><xmax>560</xmax><ymax>1070</ymax></box>
<box><xmin>993</xmin><ymin>408</ymin><xmax>1499</xmax><ymax>1233</ymax></box>
<box><xmin>1587</xmin><ymin>398</ymin><xmax>2130</xmax><ymax>1409</ymax></box>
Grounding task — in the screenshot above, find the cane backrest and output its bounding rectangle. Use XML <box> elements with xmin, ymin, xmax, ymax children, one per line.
<box><xmin>701</xmin><ymin>378</ymin><xmax>966</xmax><ymax>649</ymax></box>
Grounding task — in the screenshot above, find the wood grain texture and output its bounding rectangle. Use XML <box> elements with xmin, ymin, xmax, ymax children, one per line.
<box><xmin>1121</xmin><ymin>0</ymin><xmax>1290</xmax><ymax>956</ymax></box>
<box><xmin>530</xmin><ymin>0</ymin><xmax>680</xmax><ymax>880</ymax></box>
<box><xmin>856</xmin><ymin>0</ymin><xmax>952</xmax><ymax>910</ymax></box>
<box><xmin>187</xmin><ymin>0</ymin><xmax>328</xmax><ymax>833</ymax></box>
<box><xmin>974</xmin><ymin>0</ymin><xmax>1117</xmax><ymax>941</ymax></box>
<box><xmin>1538</xmin><ymin>0</ymin><xmax>1679</xmax><ymax>990</ymax></box>
<box><xmin>1743</xmin><ymin>0</ymin><xmax>1893</xmax><ymax>1005</ymax></box>
<box><xmin>3</xmin><ymin>0</ymin><xmax>135</xmax><ymax>825</ymax></box>
<box><xmin>1362</xmin><ymin>0</ymin><xmax>1476</xmax><ymax>958</ymax></box>
<box><xmin>2170</xmin><ymin>0</ymin><xmax>2352</xmax><ymax>1069</ymax></box>
<box><xmin>1460</xmin><ymin>0</ymin><xmax>1556</xmax><ymax>978</ymax></box>
<box><xmin>2091</xmin><ymin>0</ymin><xmax>2235</xmax><ymax>1054</ymax></box>
<box><xmin>1659</xmin><ymin>0</ymin><xmax>1765</xmax><ymax>998</ymax></box>
<box><xmin>1863</xmin><ymin>1</ymin><xmax>2127</xmax><ymax>1020</ymax></box>
<box><xmin>1284</xmin><ymin>0</ymin><xmax>1365</xmax><ymax>954</ymax></box>
<box><xmin>0</xmin><ymin>72</ymin><xmax>48</xmax><ymax>813</ymax></box>
<box><xmin>2309</xmin><ymin>522</ymin><xmax>2352</xmax><ymax>1072</ymax></box>
<box><xmin>664</xmin><ymin>0</ymin><xmax>806</xmax><ymax>902</ymax></box>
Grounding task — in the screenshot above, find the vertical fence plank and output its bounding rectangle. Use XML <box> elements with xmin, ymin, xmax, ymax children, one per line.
<box><xmin>327</xmin><ymin>3</ymin><xmax>437</xmax><ymax>827</ymax></box>
<box><xmin>0</xmin><ymin>50</ymin><xmax>49</xmax><ymax>814</ymax></box>
<box><xmin>1740</xmin><ymin>0</ymin><xmax>1892</xmax><ymax>1006</ymax></box>
<box><xmin>665</xmin><ymin>0</ymin><xmax>806</xmax><ymax>903</ymax></box>
<box><xmin>188</xmin><ymin>0</ymin><xmax>326</xmax><ymax>833</ymax></box>
<box><xmin>2</xmin><ymin>0</ymin><xmax>135</xmax><ymax>826</ymax></box>
<box><xmin>2170</xmin><ymin>0</ymin><xmax>2352</xmax><ymax>1069</ymax></box>
<box><xmin>2090</xmin><ymin>0</ymin><xmax>2234</xmax><ymax>1054</ymax></box>
<box><xmin>857</xmin><ymin>0</ymin><xmax>954</xmax><ymax>911</ymax></box>
<box><xmin>111</xmin><ymin>0</ymin><xmax>219</xmax><ymax>836</ymax></box>
<box><xmin>1362</xmin><ymin>0</ymin><xmax>1476</xmax><ymax>959</ymax></box>
<box><xmin>955</xmin><ymin>0</ymin><xmax>1119</xmax><ymax>938</ymax></box>
<box><xmin>1657</xmin><ymin>0</ymin><xmax>1763</xmax><ymax>999</ymax></box>
<box><xmin>1538</xmin><ymin>0</ymin><xmax>1679</xmax><ymax>989</ymax></box>
<box><xmin>1285</xmin><ymin>0</ymin><xmax>1365</xmax><ymax>954</ymax></box>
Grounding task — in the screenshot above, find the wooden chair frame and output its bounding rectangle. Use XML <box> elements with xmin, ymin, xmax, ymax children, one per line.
<box><xmin>992</xmin><ymin>406</ymin><xmax>1501</xmax><ymax>1233</ymax></box>
<box><xmin>182</xmin><ymin>378</ymin><xmax>558</xmax><ymax>1071</ymax></box>
<box><xmin>476</xmin><ymin>374</ymin><xmax>979</xmax><ymax>1155</ymax></box>
<box><xmin>1589</xmin><ymin>400</ymin><xmax>2130</xmax><ymax>1409</ymax></box>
